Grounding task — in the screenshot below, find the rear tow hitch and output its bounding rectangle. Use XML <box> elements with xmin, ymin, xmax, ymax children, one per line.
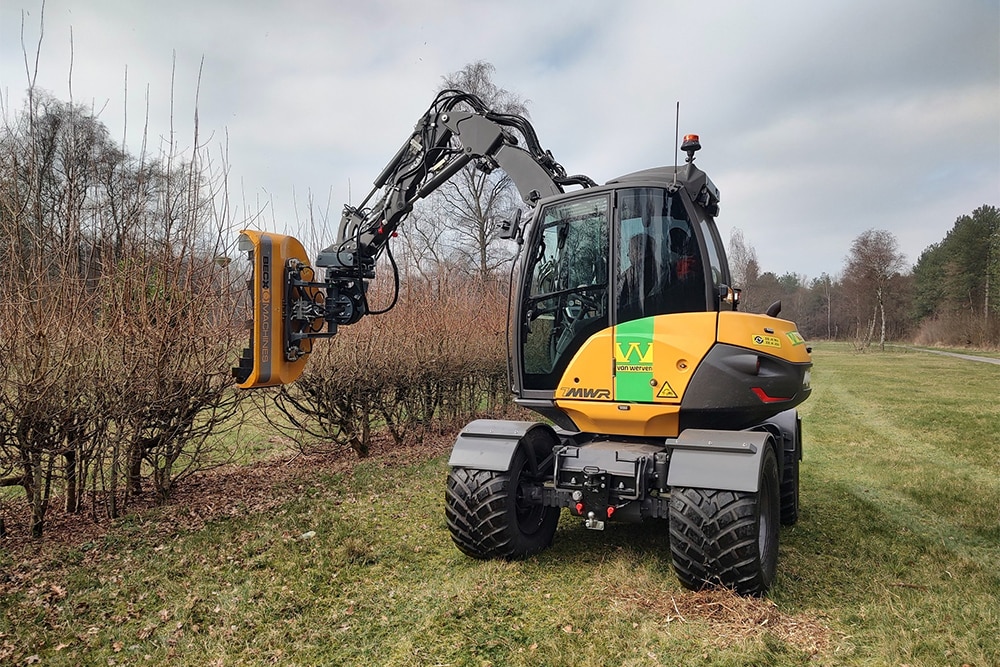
<box><xmin>584</xmin><ymin>511</ymin><xmax>606</xmax><ymax>531</ymax></box>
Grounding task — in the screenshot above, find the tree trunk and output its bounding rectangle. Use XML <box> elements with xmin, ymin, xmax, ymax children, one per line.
<box><xmin>879</xmin><ymin>291</ymin><xmax>887</xmax><ymax>352</ymax></box>
<box><xmin>109</xmin><ymin>439</ymin><xmax>119</xmax><ymax>519</ymax></box>
<box><xmin>826</xmin><ymin>287</ymin><xmax>832</xmax><ymax>339</ymax></box>
<box><xmin>64</xmin><ymin>449</ymin><xmax>78</xmax><ymax>513</ymax></box>
<box><xmin>128</xmin><ymin>438</ymin><xmax>147</xmax><ymax>496</ymax></box>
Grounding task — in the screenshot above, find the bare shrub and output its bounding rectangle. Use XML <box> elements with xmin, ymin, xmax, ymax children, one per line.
<box><xmin>0</xmin><ymin>88</ymin><xmax>246</xmax><ymax>537</ymax></box>
<box><xmin>912</xmin><ymin>311</ymin><xmax>1000</xmax><ymax>349</ymax></box>
<box><xmin>268</xmin><ymin>277</ymin><xmax>510</xmax><ymax>457</ymax></box>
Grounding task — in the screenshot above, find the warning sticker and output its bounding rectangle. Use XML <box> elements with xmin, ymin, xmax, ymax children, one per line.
<box><xmin>752</xmin><ymin>334</ymin><xmax>782</xmax><ymax>348</ymax></box>
<box><xmin>786</xmin><ymin>331</ymin><xmax>805</xmax><ymax>346</ymax></box>
<box><xmin>656</xmin><ymin>381</ymin><xmax>678</xmax><ymax>399</ymax></box>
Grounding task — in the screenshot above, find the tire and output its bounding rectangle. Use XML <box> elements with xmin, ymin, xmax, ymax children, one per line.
<box><xmin>668</xmin><ymin>444</ymin><xmax>781</xmax><ymax>596</ymax></box>
<box><xmin>445</xmin><ymin>447</ymin><xmax>560</xmax><ymax>560</ymax></box>
<box><xmin>779</xmin><ymin>431</ymin><xmax>800</xmax><ymax>527</ymax></box>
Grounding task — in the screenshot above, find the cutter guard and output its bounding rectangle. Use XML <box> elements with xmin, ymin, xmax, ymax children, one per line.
<box><xmin>232</xmin><ymin>230</ymin><xmax>323</xmax><ymax>388</ymax></box>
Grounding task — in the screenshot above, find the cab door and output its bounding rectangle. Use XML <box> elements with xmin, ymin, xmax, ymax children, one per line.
<box><xmin>519</xmin><ymin>193</ymin><xmax>611</xmax><ymax>395</ymax></box>
<box><xmin>612</xmin><ymin>187</ymin><xmax>713</xmax><ymax>404</ymax></box>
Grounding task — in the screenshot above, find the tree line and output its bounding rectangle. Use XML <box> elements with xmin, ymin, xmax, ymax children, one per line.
<box><xmin>727</xmin><ymin>206</ymin><xmax>1000</xmax><ymax>350</ymax></box>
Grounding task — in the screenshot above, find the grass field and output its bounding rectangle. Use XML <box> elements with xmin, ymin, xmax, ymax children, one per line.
<box><xmin>1</xmin><ymin>342</ymin><xmax>998</xmax><ymax>666</ymax></box>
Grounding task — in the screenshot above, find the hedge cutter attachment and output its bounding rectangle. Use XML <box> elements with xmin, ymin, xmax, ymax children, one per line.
<box><xmin>232</xmin><ymin>230</ymin><xmax>331</xmax><ymax>388</ymax></box>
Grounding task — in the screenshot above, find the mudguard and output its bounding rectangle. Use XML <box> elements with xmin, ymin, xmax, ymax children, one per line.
<box><xmin>759</xmin><ymin>408</ymin><xmax>802</xmax><ymax>460</ymax></box>
<box><xmin>232</xmin><ymin>230</ymin><xmax>321</xmax><ymax>388</ymax></box>
<box><xmin>666</xmin><ymin>429</ymin><xmax>774</xmax><ymax>493</ymax></box>
<box><xmin>448</xmin><ymin>419</ymin><xmax>558</xmax><ymax>472</ymax></box>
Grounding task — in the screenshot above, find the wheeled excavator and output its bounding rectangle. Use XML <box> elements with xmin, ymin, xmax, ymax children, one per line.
<box><xmin>233</xmin><ymin>90</ymin><xmax>812</xmax><ymax>595</ymax></box>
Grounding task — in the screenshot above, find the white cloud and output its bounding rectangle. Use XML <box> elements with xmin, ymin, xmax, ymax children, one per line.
<box><xmin>2</xmin><ymin>0</ymin><xmax>997</xmax><ymax>277</ymax></box>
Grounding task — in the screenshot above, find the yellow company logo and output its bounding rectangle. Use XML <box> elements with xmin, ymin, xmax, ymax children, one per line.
<box><xmin>615</xmin><ymin>342</ymin><xmax>653</xmax><ymax>364</ymax></box>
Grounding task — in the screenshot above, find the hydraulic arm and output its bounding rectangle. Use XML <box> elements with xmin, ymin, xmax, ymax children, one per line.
<box><xmin>232</xmin><ymin>90</ymin><xmax>595</xmax><ymax>388</ymax></box>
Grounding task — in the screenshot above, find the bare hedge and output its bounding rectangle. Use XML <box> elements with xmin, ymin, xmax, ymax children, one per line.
<box><xmin>267</xmin><ymin>279</ymin><xmax>512</xmax><ymax>457</ymax></box>
<box><xmin>0</xmin><ymin>92</ymin><xmax>244</xmax><ymax>537</ymax></box>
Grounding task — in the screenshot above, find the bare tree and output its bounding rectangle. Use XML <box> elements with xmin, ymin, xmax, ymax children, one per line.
<box><xmin>727</xmin><ymin>227</ymin><xmax>760</xmax><ymax>310</ymax></box>
<box><xmin>400</xmin><ymin>61</ymin><xmax>526</xmax><ymax>285</ymax></box>
<box><xmin>843</xmin><ymin>229</ymin><xmax>907</xmax><ymax>351</ymax></box>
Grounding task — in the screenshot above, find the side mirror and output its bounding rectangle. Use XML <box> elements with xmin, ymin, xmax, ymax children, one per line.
<box><xmin>497</xmin><ymin>208</ymin><xmax>523</xmax><ymax>241</ymax></box>
<box><xmin>717</xmin><ymin>285</ymin><xmax>740</xmax><ymax>310</ymax></box>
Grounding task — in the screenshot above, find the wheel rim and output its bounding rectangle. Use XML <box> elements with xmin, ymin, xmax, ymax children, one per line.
<box><xmin>513</xmin><ymin>467</ymin><xmax>547</xmax><ymax>536</ymax></box>
<box><xmin>758</xmin><ymin>468</ymin><xmax>775</xmax><ymax>561</ymax></box>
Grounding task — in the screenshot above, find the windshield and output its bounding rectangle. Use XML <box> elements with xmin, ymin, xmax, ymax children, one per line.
<box><xmin>615</xmin><ymin>187</ymin><xmax>706</xmax><ymax>321</ymax></box>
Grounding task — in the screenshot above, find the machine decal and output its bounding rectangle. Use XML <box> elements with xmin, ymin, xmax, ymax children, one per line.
<box><xmin>655</xmin><ymin>381</ymin><xmax>678</xmax><ymax>399</ymax></box>
<box><xmin>561</xmin><ymin>387</ymin><xmax>612</xmax><ymax>399</ymax></box>
<box><xmin>256</xmin><ymin>235</ymin><xmax>273</xmax><ymax>383</ymax></box>
<box><xmin>786</xmin><ymin>331</ymin><xmax>805</xmax><ymax>346</ymax></box>
<box><xmin>615</xmin><ymin>341</ymin><xmax>654</xmax><ymax>366</ymax></box>
<box><xmin>614</xmin><ymin>319</ymin><xmax>655</xmax><ymax>402</ymax></box>
<box><xmin>752</xmin><ymin>334</ymin><xmax>782</xmax><ymax>348</ymax></box>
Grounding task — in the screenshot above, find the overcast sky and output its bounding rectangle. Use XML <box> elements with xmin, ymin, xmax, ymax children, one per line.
<box><xmin>2</xmin><ymin>0</ymin><xmax>997</xmax><ymax>279</ymax></box>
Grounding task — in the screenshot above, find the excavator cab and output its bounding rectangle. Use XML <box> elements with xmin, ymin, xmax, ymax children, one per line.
<box><xmin>509</xmin><ymin>168</ymin><xmax>809</xmax><ymax>441</ymax></box>
<box><xmin>516</xmin><ymin>182</ymin><xmax>717</xmax><ymax>394</ymax></box>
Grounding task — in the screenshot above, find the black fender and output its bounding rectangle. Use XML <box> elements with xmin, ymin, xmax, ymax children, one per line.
<box><xmin>666</xmin><ymin>429</ymin><xmax>776</xmax><ymax>493</ymax></box>
<box><xmin>758</xmin><ymin>408</ymin><xmax>802</xmax><ymax>462</ymax></box>
<box><xmin>448</xmin><ymin>419</ymin><xmax>559</xmax><ymax>473</ymax></box>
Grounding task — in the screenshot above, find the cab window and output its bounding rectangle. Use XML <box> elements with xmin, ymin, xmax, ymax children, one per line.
<box><xmin>521</xmin><ymin>195</ymin><xmax>609</xmax><ymax>389</ymax></box>
<box><xmin>615</xmin><ymin>188</ymin><xmax>706</xmax><ymax>322</ymax></box>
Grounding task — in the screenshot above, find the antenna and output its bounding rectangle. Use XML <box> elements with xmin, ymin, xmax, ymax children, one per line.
<box><xmin>672</xmin><ymin>101</ymin><xmax>680</xmax><ymax>186</ymax></box>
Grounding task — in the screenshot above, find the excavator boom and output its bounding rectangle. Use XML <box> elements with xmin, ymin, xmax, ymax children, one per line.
<box><xmin>233</xmin><ymin>90</ymin><xmax>593</xmax><ymax>388</ymax></box>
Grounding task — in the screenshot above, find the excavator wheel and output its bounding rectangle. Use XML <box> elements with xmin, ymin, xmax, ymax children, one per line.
<box><xmin>668</xmin><ymin>443</ymin><xmax>780</xmax><ymax>596</ymax></box>
<box><xmin>445</xmin><ymin>446</ymin><xmax>559</xmax><ymax>560</ymax></box>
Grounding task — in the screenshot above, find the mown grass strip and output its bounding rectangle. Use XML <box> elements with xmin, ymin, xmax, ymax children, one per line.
<box><xmin>1</xmin><ymin>342</ymin><xmax>998</xmax><ymax>666</ymax></box>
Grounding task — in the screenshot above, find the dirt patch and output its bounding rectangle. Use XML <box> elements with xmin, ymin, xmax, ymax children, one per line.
<box><xmin>610</xmin><ymin>586</ymin><xmax>833</xmax><ymax>656</ymax></box>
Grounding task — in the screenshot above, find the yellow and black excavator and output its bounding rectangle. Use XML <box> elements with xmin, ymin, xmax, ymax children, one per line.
<box><xmin>234</xmin><ymin>90</ymin><xmax>812</xmax><ymax>595</ymax></box>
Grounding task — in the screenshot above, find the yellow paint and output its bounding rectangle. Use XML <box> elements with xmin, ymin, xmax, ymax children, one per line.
<box><xmin>554</xmin><ymin>400</ymin><xmax>681</xmax><ymax>437</ymax></box>
<box><xmin>558</xmin><ymin>312</ymin><xmax>718</xmax><ymax>407</ymax></box>
<box><xmin>236</xmin><ymin>230</ymin><xmax>318</xmax><ymax>389</ymax></box>
<box><xmin>649</xmin><ymin>313</ymin><xmax>717</xmax><ymax>403</ymax></box>
<box><xmin>717</xmin><ymin>311</ymin><xmax>812</xmax><ymax>363</ymax></box>
<box><xmin>554</xmin><ymin>312</ymin><xmax>718</xmax><ymax>435</ymax></box>
<box><xmin>557</xmin><ymin>328</ymin><xmax>614</xmax><ymax>397</ymax></box>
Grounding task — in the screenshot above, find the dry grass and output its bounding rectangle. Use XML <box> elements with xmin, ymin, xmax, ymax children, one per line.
<box><xmin>608</xmin><ymin>586</ymin><xmax>833</xmax><ymax>656</ymax></box>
